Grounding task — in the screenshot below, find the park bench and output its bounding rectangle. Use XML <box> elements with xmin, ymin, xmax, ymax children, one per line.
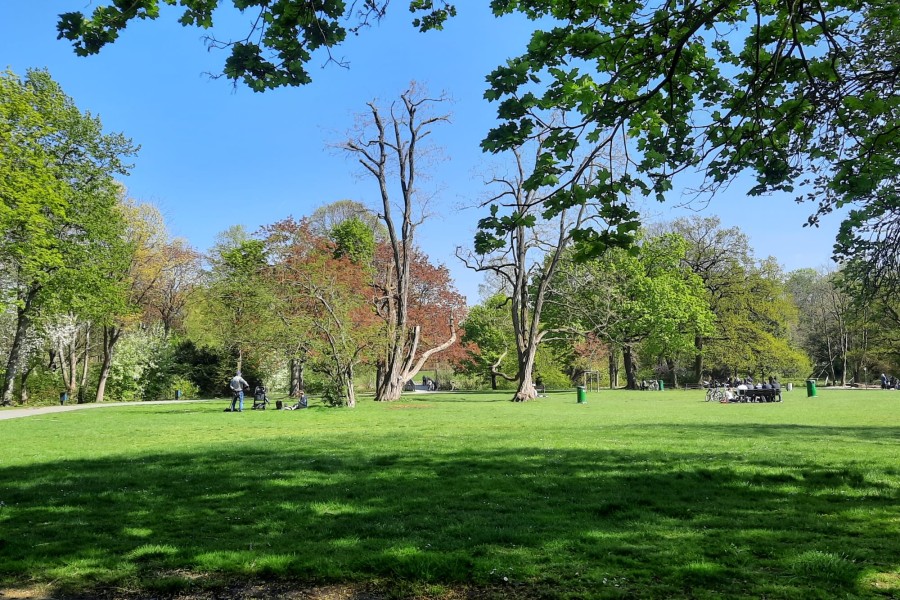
<box><xmin>736</xmin><ymin>387</ymin><xmax>782</xmax><ymax>402</ymax></box>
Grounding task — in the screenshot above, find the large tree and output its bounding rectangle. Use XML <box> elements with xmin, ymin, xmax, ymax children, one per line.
<box><xmin>58</xmin><ymin>2</ymin><xmax>899</xmax><ymax>271</ymax></box>
<box><xmin>663</xmin><ymin>216</ymin><xmax>755</xmax><ymax>380</ymax></box>
<box><xmin>340</xmin><ymin>85</ymin><xmax>459</xmax><ymax>401</ymax></box>
<box><xmin>264</xmin><ymin>217</ymin><xmax>382</xmax><ymax>406</ymax></box>
<box><xmin>457</xmin><ymin>135</ymin><xmax>631</xmax><ymax>401</ymax></box>
<box><xmin>543</xmin><ymin>233</ymin><xmax>714</xmax><ymax>389</ymax></box>
<box><xmin>199</xmin><ymin>226</ymin><xmax>275</xmax><ymax>374</ymax></box>
<box><xmin>95</xmin><ymin>198</ymin><xmax>172</xmax><ymax>403</ymax></box>
<box><xmin>0</xmin><ymin>68</ymin><xmax>136</xmax><ymax>406</ymax></box>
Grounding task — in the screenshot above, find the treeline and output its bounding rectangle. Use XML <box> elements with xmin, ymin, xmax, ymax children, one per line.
<box><xmin>462</xmin><ymin>216</ymin><xmax>900</xmax><ymax>391</ymax></box>
<box><xmin>3</xmin><ymin>69</ymin><xmax>897</xmax><ymax>406</ymax></box>
<box><xmin>0</xmin><ymin>72</ymin><xmax>466</xmax><ymax>405</ymax></box>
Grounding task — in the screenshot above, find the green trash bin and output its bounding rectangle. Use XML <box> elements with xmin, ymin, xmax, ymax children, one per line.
<box><xmin>806</xmin><ymin>379</ymin><xmax>817</xmax><ymax>397</ymax></box>
<box><xmin>576</xmin><ymin>386</ymin><xmax>586</xmax><ymax>404</ymax></box>
<box><xmin>657</xmin><ymin>379</ymin><xmax>665</xmax><ymax>391</ymax></box>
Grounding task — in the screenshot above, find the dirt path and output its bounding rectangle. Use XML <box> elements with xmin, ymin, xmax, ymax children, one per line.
<box><xmin>0</xmin><ymin>399</ymin><xmax>216</xmax><ymax>421</ymax></box>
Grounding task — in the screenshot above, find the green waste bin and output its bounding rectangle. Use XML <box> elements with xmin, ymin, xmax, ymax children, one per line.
<box><xmin>657</xmin><ymin>379</ymin><xmax>665</xmax><ymax>391</ymax></box>
<box><xmin>576</xmin><ymin>386</ymin><xmax>586</xmax><ymax>404</ymax></box>
<box><xmin>806</xmin><ymin>379</ymin><xmax>817</xmax><ymax>397</ymax></box>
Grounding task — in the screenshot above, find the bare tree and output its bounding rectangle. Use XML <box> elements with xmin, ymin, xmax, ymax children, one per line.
<box><xmin>340</xmin><ymin>84</ymin><xmax>457</xmax><ymax>401</ymax></box>
<box><xmin>457</xmin><ymin>138</ymin><xmax>623</xmax><ymax>401</ymax></box>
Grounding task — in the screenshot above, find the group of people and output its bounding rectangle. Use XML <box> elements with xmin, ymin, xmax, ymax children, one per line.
<box><xmin>703</xmin><ymin>375</ymin><xmax>783</xmax><ymax>403</ymax></box>
<box><xmin>227</xmin><ymin>372</ymin><xmax>307</xmax><ymax>411</ymax></box>
<box><xmin>880</xmin><ymin>373</ymin><xmax>898</xmax><ymax>389</ymax></box>
<box><xmin>704</xmin><ymin>375</ymin><xmax>781</xmax><ymax>390</ymax></box>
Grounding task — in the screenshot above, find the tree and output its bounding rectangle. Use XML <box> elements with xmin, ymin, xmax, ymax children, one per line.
<box><xmin>264</xmin><ymin>218</ymin><xmax>379</xmax><ymax>407</ymax></box>
<box><xmin>309</xmin><ymin>199</ymin><xmax>386</xmax><ymax>244</ymax></box>
<box><xmin>57</xmin><ymin>2</ymin><xmax>457</xmax><ymax>90</ymax></box>
<box><xmin>148</xmin><ymin>238</ymin><xmax>203</xmax><ymax>337</ymax></box>
<box><xmin>457</xmin><ymin>134</ymin><xmax>631</xmax><ymax>401</ymax></box>
<box><xmin>330</xmin><ymin>216</ymin><xmax>376</xmax><ymax>264</ymax></box>
<box><xmin>459</xmin><ymin>293</ymin><xmax>517</xmax><ymax>390</ymax></box>
<box><xmin>706</xmin><ymin>258</ymin><xmax>808</xmax><ymax>380</ymax></box>
<box><xmin>0</xmin><ymin>68</ymin><xmax>136</xmax><ymax>405</ymax></box>
<box><xmin>57</xmin><ymin>2</ymin><xmax>898</xmax><ymax>272</ymax></box>
<box><xmin>340</xmin><ymin>85</ymin><xmax>459</xmax><ymax>401</ymax></box>
<box><xmin>544</xmin><ymin>233</ymin><xmax>714</xmax><ymax>389</ymax></box>
<box><xmin>480</xmin><ymin>0</ymin><xmax>899</xmax><ymax>269</ymax></box>
<box><xmin>663</xmin><ymin>216</ymin><xmax>754</xmax><ymax>380</ymax></box>
<box><xmin>94</xmin><ymin>197</ymin><xmax>174</xmax><ymax>403</ymax></box>
<box><xmin>202</xmin><ymin>226</ymin><xmax>275</xmax><ymax>373</ymax></box>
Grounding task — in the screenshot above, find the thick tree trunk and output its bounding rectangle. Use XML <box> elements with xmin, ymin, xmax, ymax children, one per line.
<box><xmin>490</xmin><ymin>372</ymin><xmax>498</xmax><ymax>390</ymax></box>
<box><xmin>623</xmin><ymin>345</ymin><xmax>638</xmax><ymax>390</ymax></box>
<box><xmin>378</xmin><ymin>356</ymin><xmax>406</xmax><ymax>401</ymax></box>
<box><xmin>513</xmin><ymin>343</ymin><xmax>539</xmax><ymax>402</ymax></box>
<box><xmin>667</xmin><ymin>358</ymin><xmax>678</xmax><ymax>388</ymax></box>
<box><xmin>1</xmin><ymin>292</ymin><xmax>35</xmax><ymax>405</ymax></box>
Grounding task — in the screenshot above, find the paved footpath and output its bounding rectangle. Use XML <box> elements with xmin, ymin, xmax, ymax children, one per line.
<box><xmin>0</xmin><ymin>399</ymin><xmax>216</xmax><ymax>421</ymax></box>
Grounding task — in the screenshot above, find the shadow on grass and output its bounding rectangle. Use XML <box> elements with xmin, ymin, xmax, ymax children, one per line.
<box><xmin>0</xmin><ymin>424</ymin><xmax>898</xmax><ymax>599</ymax></box>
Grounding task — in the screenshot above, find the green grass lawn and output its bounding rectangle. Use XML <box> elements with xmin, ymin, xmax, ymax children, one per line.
<box><xmin>1</xmin><ymin>388</ymin><xmax>899</xmax><ymax>599</ymax></box>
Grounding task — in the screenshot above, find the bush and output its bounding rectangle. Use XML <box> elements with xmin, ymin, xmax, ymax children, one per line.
<box><xmin>166</xmin><ymin>376</ymin><xmax>200</xmax><ymax>400</ymax></box>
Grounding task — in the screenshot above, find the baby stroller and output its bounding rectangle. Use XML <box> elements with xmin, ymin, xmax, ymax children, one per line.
<box><xmin>252</xmin><ymin>385</ymin><xmax>270</xmax><ymax>410</ymax></box>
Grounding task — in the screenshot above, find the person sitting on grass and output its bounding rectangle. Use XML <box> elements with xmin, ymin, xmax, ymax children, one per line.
<box><xmin>286</xmin><ymin>390</ymin><xmax>308</xmax><ymax>410</ymax></box>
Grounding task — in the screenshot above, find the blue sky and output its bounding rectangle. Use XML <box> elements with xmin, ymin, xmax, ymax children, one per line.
<box><xmin>1</xmin><ymin>2</ymin><xmax>844</xmax><ymax>303</ymax></box>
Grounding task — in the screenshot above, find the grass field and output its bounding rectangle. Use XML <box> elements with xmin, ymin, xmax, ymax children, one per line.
<box><xmin>1</xmin><ymin>388</ymin><xmax>898</xmax><ymax>599</ymax></box>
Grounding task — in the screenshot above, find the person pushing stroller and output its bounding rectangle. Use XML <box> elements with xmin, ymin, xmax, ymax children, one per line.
<box><xmin>228</xmin><ymin>371</ymin><xmax>249</xmax><ymax>412</ymax></box>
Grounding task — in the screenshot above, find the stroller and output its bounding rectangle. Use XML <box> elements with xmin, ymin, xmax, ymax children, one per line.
<box><xmin>252</xmin><ymin>385</ymin><xmax>270</xmax><ymax>410</ymax></box>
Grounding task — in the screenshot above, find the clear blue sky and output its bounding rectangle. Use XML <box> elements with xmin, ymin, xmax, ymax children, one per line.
<box><xmin>1</xmin><ymin>2</ymin><xmax>845</xmax><ymax>303</ymax></box>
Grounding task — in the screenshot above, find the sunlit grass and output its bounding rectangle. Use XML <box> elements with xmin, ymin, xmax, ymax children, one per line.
<box><xmin>1</xmin><ymin>388</ymin><xmax>899</xmax><ymax>598</ymax></box>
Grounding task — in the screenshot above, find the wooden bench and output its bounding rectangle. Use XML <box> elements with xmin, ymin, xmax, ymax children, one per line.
<box><xmin>736</xmin><ymin>387</ymin><xmax>782</xmax><ymax>402</ymax></box>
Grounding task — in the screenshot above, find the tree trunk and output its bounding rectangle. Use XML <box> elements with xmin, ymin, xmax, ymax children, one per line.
<box><xmin>378</xmin><ymin>355</ymin><xmax>406</xmax><ymax>401</ymax></box>
<box><xmin>693</xmin><ymin>335</ymin><xmax>704</xmax><ymax>381</ymax></box>
<box><xmin>608</xmin><ymin>350</ymin><xmax>619</xmax><ymax>389</ymax></box>
<box><xmin>513</xmin><ymin>343</ymin><xmax>539</xmax><ymax>402</ymax></box>
<box><xmin>1</xmin><ymin>290</ymin><xmax>36</xmax><ymax>405</ymax></box>
<box><xmin>67</xmin><ymin>338</ymin><xmax>79</xmax><ymax>398</ymax></box>
<box><xmin>96</xmin><ymin>326</ymin><xmax>121</xmax><ymax>403</ymax></box>
<box><xmin>667</xmin><ymin>358</ymin><xmax>678</xmax><ymax>388</ymax></box>
<box><xmin>344</xmin><ymin>365</ymin><xmax>357</xmax><ymax>408</ymax></box>
<box><xmin>78</xmin><ymin>328</ymin><xmax>90</xmax><ymax>403</ymax></box>
<box><xmin>289</xmin><ymin>358</ymin><xmax>301</xmax><ymax>397</ymax></box>
<box><xmin>18</xmin><ymin>364</ymin><xmax>34</xmax><ymax>404</ymax></box>
<box><xmin>490</xmin><ymin>371</ymin><xmax>498</xmax><ymax>390</ymax></box>
<box><xmin>623</xmin><ymin>345</ymin><xmax>638</xmax><ymax>390</ymax></box>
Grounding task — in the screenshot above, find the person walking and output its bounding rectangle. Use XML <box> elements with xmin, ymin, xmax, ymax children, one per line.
<box><xmin>229</xmin><ymin>371</ymin><xmax>249</xmax><ymax>412</ymax></box>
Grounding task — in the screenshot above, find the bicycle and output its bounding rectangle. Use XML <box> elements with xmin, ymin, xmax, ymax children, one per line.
<box><xmin>705</xmin><ymin>387</ymin><xmax>727</xmax><ymax>402</ymax></box>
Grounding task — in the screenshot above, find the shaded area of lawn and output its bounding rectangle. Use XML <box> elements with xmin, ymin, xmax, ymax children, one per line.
<box><xmin>1</xmin><ymin>422</ymin><xmax>898</xmax><ymax>599</ymax></box>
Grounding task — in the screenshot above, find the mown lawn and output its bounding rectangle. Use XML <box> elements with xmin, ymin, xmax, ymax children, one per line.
<box><xmin>1</xmin><ymin>388</ymin><xmax>898</xmax><ymax>599</ymax></box>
